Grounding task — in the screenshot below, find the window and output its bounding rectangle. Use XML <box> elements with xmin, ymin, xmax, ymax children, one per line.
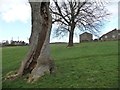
<box><xmin>105</xmin><ymin>36</ymin><xmax>107</xmax><ymax>38</ymax></box>
<box><xmin>112</xmin><ymin>35</ymin><xmax>115</xmax><ymax>38</ymax></box>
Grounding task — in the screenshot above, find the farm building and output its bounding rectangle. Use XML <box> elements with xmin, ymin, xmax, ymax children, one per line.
<box><xmin>99</xmin><ymin>29</ymin><xmax>120</xmax><ymax>41</ymax></box>
<box><xmin>79</xmin><ymin>32</ymin><xmax>93</xmax><ymax>43</ymax></box>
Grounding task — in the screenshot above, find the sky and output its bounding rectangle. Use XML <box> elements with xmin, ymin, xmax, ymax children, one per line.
<box><xmin>0</xmin><ymin>0</ymin><xmax>119</xmax><ymax>43</ymax></box>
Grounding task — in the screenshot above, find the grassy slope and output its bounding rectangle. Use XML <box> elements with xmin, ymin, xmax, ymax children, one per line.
<box><xmin>2</xmin><ymin>41</ymin><xmax>118</xmax><ymax>88</ymax></box>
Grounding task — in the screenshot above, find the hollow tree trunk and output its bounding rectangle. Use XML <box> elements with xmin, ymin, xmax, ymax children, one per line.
<box><xmin>17</xmin><ymin>1</ymin><xmax>55</xmax><ymax>82</ymax></box>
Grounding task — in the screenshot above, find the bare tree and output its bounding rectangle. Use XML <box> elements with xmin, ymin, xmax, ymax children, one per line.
<box><xmin>50</xmin><ymin>0</ymin><xmax>109</xmax><ymax>47</ymax></box>
<box><xmin>5</xmin><ymin>0</ymin><xmax>55</xmax><ymax>83</ymax></box>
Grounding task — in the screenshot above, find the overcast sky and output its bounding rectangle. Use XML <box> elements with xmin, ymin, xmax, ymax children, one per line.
<box><xmin>0</xmin><ymin>0</ymin><xmax>119</xmax><ymax>43</ymax></box>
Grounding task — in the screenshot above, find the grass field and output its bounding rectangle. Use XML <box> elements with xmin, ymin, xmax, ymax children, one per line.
<box><xmin>2</xmin><ymin>41</ymin><xmax>118</xmax><ymax>88</ymax></box>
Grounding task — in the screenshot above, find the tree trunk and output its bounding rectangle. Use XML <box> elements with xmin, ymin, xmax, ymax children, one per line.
<box><xmin>68</xmin><ymin>31</ymin><xmax>74</xmax><ymax>47</ymax></box>
<box><xmin>17</xmin><ymin>1</ymin><xmax>55</xmax><ymax>82</ymax></box>
<box><xmin>67</xmin><ymin>23</ymin><xmax>75</xmax><ymax>47</ymax></box>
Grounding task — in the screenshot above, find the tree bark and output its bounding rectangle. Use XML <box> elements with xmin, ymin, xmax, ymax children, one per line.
<box><xmin>67</xmin><ymin>23</ymin><xmax>75</xmax><ymax>47</ymax></box>
<box><xmin>68</xmin><ymin>30</ymin><xmax>74</xmax><ymax>47</ymax></box>
<box><xmin>17</xmin><ymin>1</ymin><xmax>55</xmax><ymax>82</ymax></box>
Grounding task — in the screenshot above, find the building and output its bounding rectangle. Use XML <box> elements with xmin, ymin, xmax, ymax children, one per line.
<box><xmin>79</xmin><ymin>32</ymin><xmax>93</xmax><ymax>43</ymax></box>
<box><xmin>11</xmin><ymin>41</ymin><xmax>27</xmax><ymax>46</ymax></box>
<box><xmin>1</xmin><ymin>40</ymin><xmax>9</xmax><ymax>46</ymax></box>
<box><xmin>99</xmin><ymin>29</ymin><xmax>120</xmax><ymax>41</ymax></box>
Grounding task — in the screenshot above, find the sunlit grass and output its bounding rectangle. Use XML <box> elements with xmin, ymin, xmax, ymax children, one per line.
<box><xmin>2</xmin><ymin>41</ymin><xmax>118</xmax><ymax>88</ymax></box>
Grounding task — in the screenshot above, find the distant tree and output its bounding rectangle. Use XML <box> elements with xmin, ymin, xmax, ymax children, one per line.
<box><xmin>50</xmin><ymin>0</ymin><xmax>110</xmax><ymax>47</ymax></box>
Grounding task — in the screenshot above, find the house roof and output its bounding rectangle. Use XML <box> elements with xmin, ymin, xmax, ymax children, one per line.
<box><xmin>79</xmin><ymin>32</ymin><xmax>92</xmax><ymax>36</ymax></box>
<box><xmin>100</xmin><ymin>28</ymin><xmax>119</xmax><ymax>38</ymax></box>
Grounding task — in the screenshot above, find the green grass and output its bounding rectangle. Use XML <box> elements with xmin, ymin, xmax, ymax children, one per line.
<box><xmin>2</xmin><ymin>41</ymin><xmax>118</xmax><ymax>88</ymax></box>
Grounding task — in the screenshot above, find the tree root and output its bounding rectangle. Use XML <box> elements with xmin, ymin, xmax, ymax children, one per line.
<box><xmin>3</xmin><ymin>71</ymin><xmax>19</xmax><ymax>81</ymax></box>
<box><xmin>27</xmin><ymin>65</ymin><xmax>50</xmax><ymax>83</ymax></box>
<box><xmin>27</xmin><ymin>74</ymin><xmax>40</xmax><ymax>83</ymax></box>
<box><xmin>3</xmin><ymin>66</ymin><xmax>56</xmax><ymax>83</ymax></box>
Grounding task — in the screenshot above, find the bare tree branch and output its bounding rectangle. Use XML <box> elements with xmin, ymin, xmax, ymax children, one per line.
<box><xmin>50</xmin><ymin>0</ymin><xmax>110</xmax><ymax>46</ymax></box>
